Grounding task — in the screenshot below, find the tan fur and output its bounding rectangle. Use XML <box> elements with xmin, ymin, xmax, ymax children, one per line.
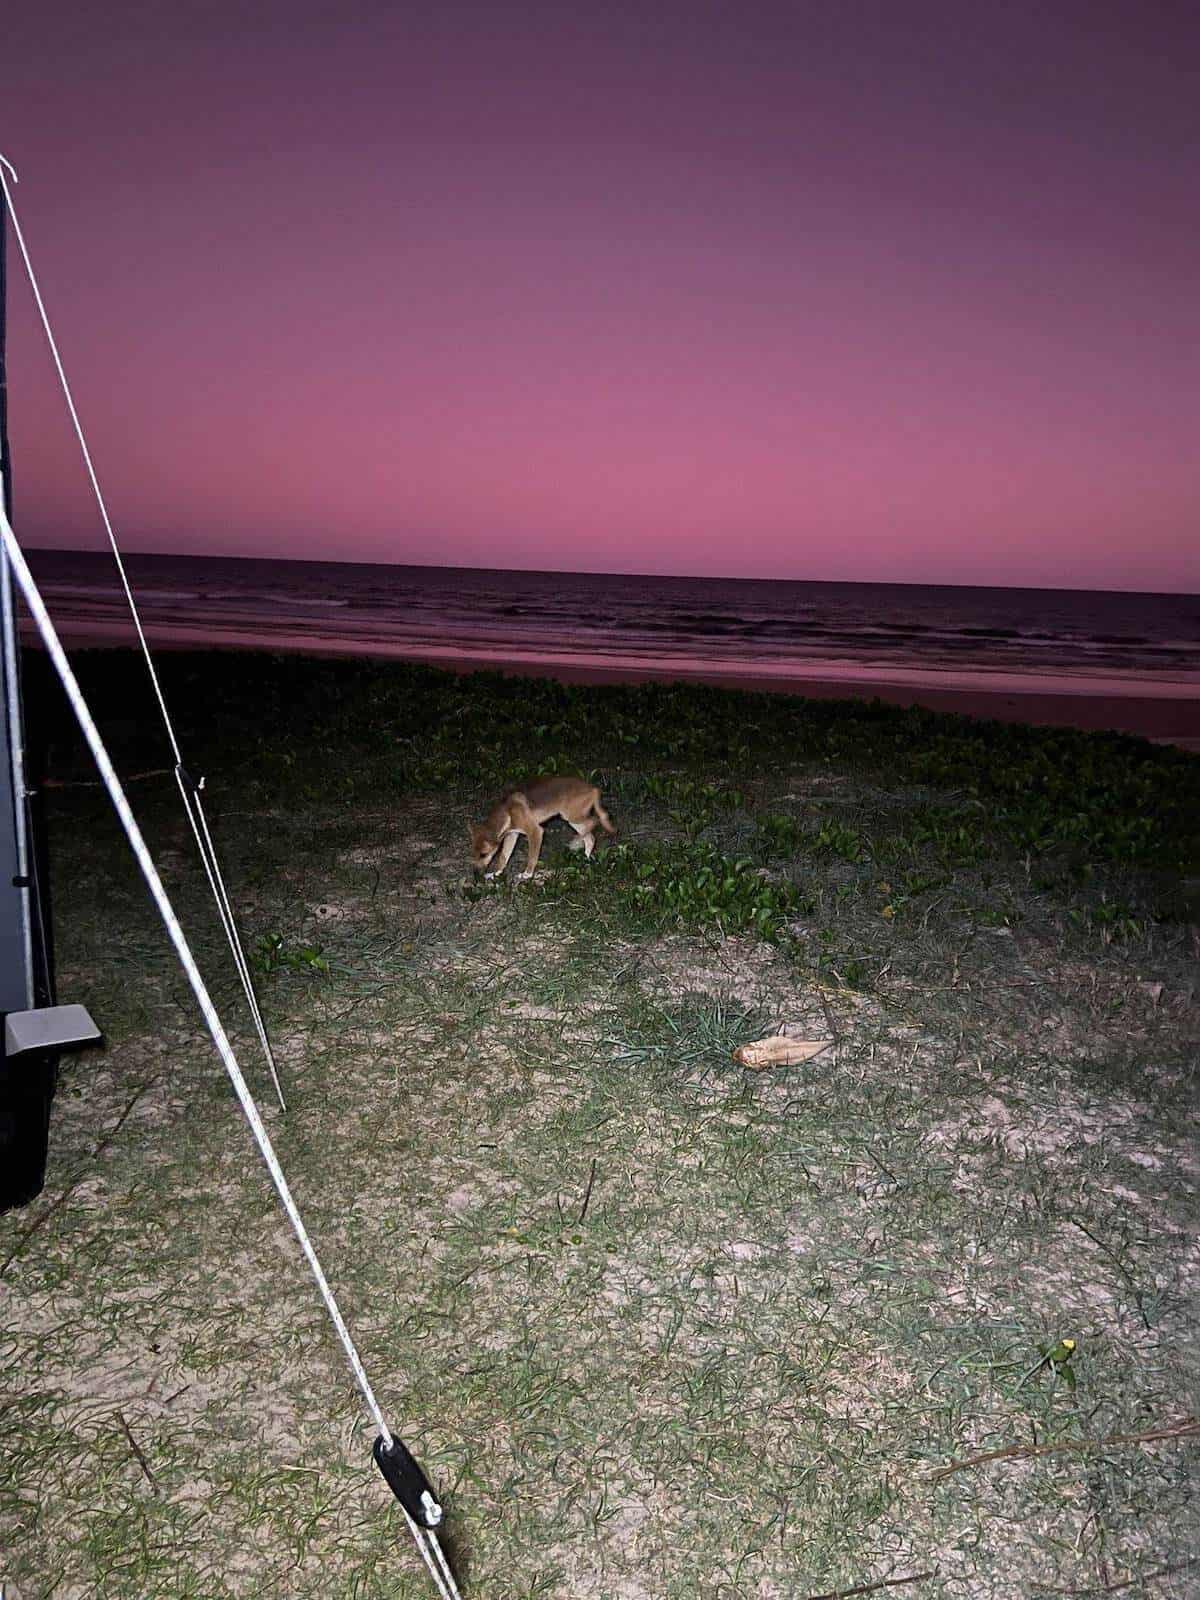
<box><xmin>468</xmin><ymin>775</ymin><xmax>616</xmax><ymax>881</ymax></box>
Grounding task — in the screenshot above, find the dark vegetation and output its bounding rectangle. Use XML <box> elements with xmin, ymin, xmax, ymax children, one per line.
<box><xmin>28</xmin><ymin>648</ymin><xmax>1200</xmax><ymax>943</ymax></box>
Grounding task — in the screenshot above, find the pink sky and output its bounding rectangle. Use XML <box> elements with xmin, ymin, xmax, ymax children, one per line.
<box><xmin>4</xmin><ymin>3</ymin><xmax>1197</xmax><ymax>591</ymax></box>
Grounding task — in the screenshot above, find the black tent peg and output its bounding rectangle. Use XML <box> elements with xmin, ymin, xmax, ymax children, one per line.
<box><xmin>373</xmin><ymin>1433</ymin><xmax>444</xmax><ymax>1529</ymax></box>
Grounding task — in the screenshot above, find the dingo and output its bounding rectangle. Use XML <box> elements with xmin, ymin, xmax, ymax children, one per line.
<box><xmin>469</xmin><ymin>776</ymin><xmax>616</xmax><ymax>881</ymax></box>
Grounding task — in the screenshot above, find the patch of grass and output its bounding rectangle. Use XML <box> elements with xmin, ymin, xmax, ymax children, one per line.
<box><xmin>1066</xmin><ymin>895</ymin><xmax>1150</xmax><ymax>947</ymax></box>
<box><xmin>635</xmin><ymin>773</ymin><xmax>748</xmax><ymax>840</ymax></box>
<box><xmin>252</xmin><ymin>930</ymin><xmax>332</xmax><ymax>977</ymax></box>
<box><xmin>752</xmin><ymin>813</ymin><xmax>870</xmax><ymax>864</ymax></box>
<box><xmin>520</xmin><ymin>838</ymin><xmax>805</xmax><ymax>944</ymax></box>
<box><xmin>876</xmin><ymin>804</ymin><xmax>990</xmax><ymax>868</ymax></box>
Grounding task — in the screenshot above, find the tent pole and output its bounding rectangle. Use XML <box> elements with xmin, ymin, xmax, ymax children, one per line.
<box><xmin>0</xmin><ymin>181</ymin><xmax>99</xmax><ymax>1212</ymax></box>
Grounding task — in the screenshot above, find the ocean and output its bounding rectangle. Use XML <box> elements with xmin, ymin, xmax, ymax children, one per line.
<box><xmin>19</xmin><ymin>549</ymin><xmax>1200</xmax><ymax>738</ymax></box>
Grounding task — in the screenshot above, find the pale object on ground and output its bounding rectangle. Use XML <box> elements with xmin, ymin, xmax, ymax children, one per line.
<box><xmin>732</xmin><ymin>1035</ymin><xmax>832</xmax><ymax>1070</ymax></box>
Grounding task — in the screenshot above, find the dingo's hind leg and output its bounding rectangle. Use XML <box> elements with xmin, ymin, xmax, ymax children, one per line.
<box><xmin>568</xmin><ymin>817</ymin><xmax>597</xmax><ymax>857</ymax></box>
<box><xmin>518</xmin><ymin>820</ymin><xmax>545</xmax><ymax>880</ymax></box>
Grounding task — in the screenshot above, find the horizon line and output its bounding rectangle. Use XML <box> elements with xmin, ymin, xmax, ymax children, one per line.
<box><xmin>21</xmin><ymin>542</ymin><xmax>1199</xmax><ymax>602</ymax></box>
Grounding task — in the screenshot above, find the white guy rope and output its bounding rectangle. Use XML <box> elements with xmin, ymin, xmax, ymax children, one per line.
<box><xmin>406</xmin><ymin>1505</ymin><xmax>461</xmax><ymax>1600</ymax></box>
<box><xmin>0</xmin><ymin>154</ymin><xmax>285</xmax><ymax>1113</ymax></box>
<box><xmin>175</xmin><ymin>773</ymin><xmax>287</xmax><ymax>1110</ymax></box>
<box><xmin>425</xmin><ymin>1518</ymin><xmax>463</xmax><ymax>1598</ymax></box>
<box><xmin>0</xmin><ymin>158</ymin><xmax>180</xmax><ymax>760</ymax></box>
<box><xmin>0</xmin><ymin>504</ymin><xmax>393</xmax><ymax>1446</ymax></box>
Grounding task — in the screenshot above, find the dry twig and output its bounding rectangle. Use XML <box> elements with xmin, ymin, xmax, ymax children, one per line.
<box><xmin>116</xmin><ymin>1410</ymin><xmax>160</xmax><ymax>1495</ymax></box>
<box><xmin>799</xmin><ymin>1572</ymin><xmax>936</xmax><ymax>1600</ymax></box>
<box><xmin>929</xmin><ymin>1417</ymin><xmax>1199</xmax><ymax>1482</ymax></box>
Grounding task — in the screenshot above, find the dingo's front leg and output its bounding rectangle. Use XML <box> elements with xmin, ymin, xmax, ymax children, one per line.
<box><xmin>487</xmin><ymin>831</ymin><xmax>520</xmax><ymax>878</ymax></box>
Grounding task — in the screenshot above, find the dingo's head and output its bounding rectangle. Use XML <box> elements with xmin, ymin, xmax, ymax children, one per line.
<box><xmin>468</xmin><ymin>823</ymin><xmax>500</xmax><ymax>873</ymax></box>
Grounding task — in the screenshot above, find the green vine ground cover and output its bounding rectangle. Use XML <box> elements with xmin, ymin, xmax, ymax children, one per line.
<box><xmin>2</xmin><ymin>651</ymin><xmax>1197</xmax><ymax>1598</ymax></box>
